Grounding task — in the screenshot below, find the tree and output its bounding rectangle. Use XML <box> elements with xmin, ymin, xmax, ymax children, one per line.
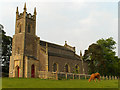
<box><xmin>97</xmin><ymin>37</ymin><xmax>117</xmax><ymax>76</ymax></box>
<box><xmin>83</xmin><ymin>37</ymin><xmax>119</xmax><ymax>76</ymax></box>
<box><xmin>83</xmin><ymin>43</ymin><xmax>104</xmax><ymax>74</ymax></box>
<box><xmin>0</xmin><ymin>24</ymin><xmax>12</xmax><ymax>76</ymax></box>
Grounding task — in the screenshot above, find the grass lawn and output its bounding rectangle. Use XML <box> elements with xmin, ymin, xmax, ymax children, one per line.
<box><xmin>2</xmin><ymin>78</ymin><xmax>118</xmax><ymax>88</ymax></box>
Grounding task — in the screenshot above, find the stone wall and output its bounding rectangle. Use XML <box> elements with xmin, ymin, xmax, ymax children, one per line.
<box><xmin>25</xmin><ymin>34</ymin><xmax>38</xmax><ymax>58</ymax></box>
<box><xmin>26</xmin><ymin>18</ymin><xmax>36</xmax><ymax>35</ymax></box>
<box><xmin>15</xmin><ymin>18</ymin><xmax>24</xmax><ymax>34</ymax></box>
<box><xmin>39</xmin><ymin>47</ymin><xmax>48</xmax><ymax>71</ymax></box>
<box><xmin>24</xmin><ymin>56</ymin><xmax>39</xmax><ymax>78</ymax></box>
<box><xmin>48</xmin><ymin>56</ymin><xmax>85</xmax><ymax>74</ymax></box>
<box><xmin>12</xmin><ymin>34</ymin><xmax>25</xmax><ymax>56</ymax></box>
<box><xmin>9</xmin><ymin>54</ymin><xmax>24</xmax><ymax>77</ymax></box>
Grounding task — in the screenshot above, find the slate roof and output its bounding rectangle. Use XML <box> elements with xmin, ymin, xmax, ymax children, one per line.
<box><xmin>40</xmin><ymin>40</ymin><xmax>81</xmax><ymax>60</ymax></box>
<box><xmin>40</xmin><ymin>40</ymin><xmax>74</xmax><ymax>52</ymax></box>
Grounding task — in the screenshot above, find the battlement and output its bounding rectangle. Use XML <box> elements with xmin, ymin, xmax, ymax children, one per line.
<box><xmin>26</xmin><ymin>13</ymin><xmax>35</xmax><ymax>20</ymax></box>
<box><xmin>17</xmin><ymin>12</ymin><xmax>35</xmax><ymax>20</ymax></box>
<box><xmin>16</xmin><ymin>3</ymin><xmax>36</xmax><ymax>20</ymax></box>
<box><xmin>17</xmin><ymin>13</ymin><xmax>23</xmax><ymax>19</ymax></box>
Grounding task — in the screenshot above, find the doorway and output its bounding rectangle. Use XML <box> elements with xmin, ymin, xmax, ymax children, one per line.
<box><xmin>15</xmin><ymin>65</ymin><xmax>19</xmax><ymax>77</ymax></box>
<box><xmin>31</xmin><ymin>64</ymin><xmax>35</xmax><ymax>78</ymax></box>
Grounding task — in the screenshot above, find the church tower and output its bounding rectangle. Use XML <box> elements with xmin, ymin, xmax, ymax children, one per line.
<box><xmin>9</xmin><ymin>3</ymin><xmax>40</xmax><ymax>78</ymax></box>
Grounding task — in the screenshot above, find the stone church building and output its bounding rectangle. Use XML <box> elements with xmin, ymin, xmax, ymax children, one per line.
<box><xmin>9</xmin><ymin>3</ymin><xmax>88</xmax><ymax>78</ymax></box>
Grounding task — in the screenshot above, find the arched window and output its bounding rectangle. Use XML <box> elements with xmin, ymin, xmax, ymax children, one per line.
<box><xmin>53</xmin><ymin>63</ymin><xmax>58</xmax><ymax>72</ymax></box>
<box><xmin>28</xmin><ymin>24</ymin><xmax>30</xmax><ymax>33</ymax></box>
<box><xmin>19</xmin><ymin>25</ymin><xmax>21</xmax><ymax>33</ymax></box>
<box><xmin>75</xmin><ymin>65</ymin><xmax>79</xmax><ymax>73</ymax></box>
<box><xmin>65</xmin><ymin>64</ymin><xmax>69</xmax><ymax>72</ymax></box>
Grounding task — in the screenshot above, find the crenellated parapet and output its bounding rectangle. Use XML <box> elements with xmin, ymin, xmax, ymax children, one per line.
<box><xmin>16</xmin><ymin>3</ymin><xmax>36</xmax><ymax>20</ymax></box>
<box><xmin>26</xmin><ymin>13</ymin><xmax>36</xmax><ymax>20</ymax></box>
<box><xmin>16</xmin><ymin>13</ymin><xmax>36</xmax><ymax>20</ymax></box>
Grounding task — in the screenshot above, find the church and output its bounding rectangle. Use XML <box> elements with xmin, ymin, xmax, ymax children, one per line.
<box><xmin>9</xmin><ymin>3</ymin><xmax>88</xmax><ymax>78</ymax></box>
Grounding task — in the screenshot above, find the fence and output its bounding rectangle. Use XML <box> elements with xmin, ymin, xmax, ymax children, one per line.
<box><xmin>38</xmin><ymin>71</ymin><xmax>90</xmax><ymax>80</ymax></box>
<box><xmin>38</xmin><ymin>71</ymin><xmax>119</xmax><ymax>80</ymax></box>
<box><xmin>57</xmin><ymin>72</ymin><xmax>91</xmax><ymax>80</ymax></box>
<box><xmin>100</xmin><ymin>75</ymin><xmax>119</xmax><ymax>80</ymax></box>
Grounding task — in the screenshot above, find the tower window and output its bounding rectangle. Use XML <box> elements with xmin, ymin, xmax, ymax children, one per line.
<box><xmin>28</xmin><ymin>24</ymin><xmax>30</xmax><ymax>33</ymax></box>
<box><xmin>19</xmin><ymin>25</ymin><xmax>21</xmax><ymax>33</ymax></box>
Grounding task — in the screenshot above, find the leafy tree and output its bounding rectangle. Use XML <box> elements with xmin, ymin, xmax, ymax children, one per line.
<box><xmin>0</xmin><ymin>24</ymin><xmax>12</xmax><ymax>76</ymax></box>
<box><xmin>83</xmin><ymin>43</ymin><xmax>104</xmax><ymax>74</ymax></box>
<box><xmin>97</xmin><ymin>37</ymin><xmax>118</xmax><ymax>76</ymax></box>
<box><xmin>83</xmin><ymin>37</ymin><xmax>119</xmax><ymax>76</ymax></box>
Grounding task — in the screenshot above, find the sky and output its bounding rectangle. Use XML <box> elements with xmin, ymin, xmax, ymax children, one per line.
<box><xmin>0</xmin><ymin>0</ymin><xmax>119</xmax><ymax>56</ymax></box>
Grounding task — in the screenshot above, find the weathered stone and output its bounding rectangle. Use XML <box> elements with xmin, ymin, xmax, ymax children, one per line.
<box><xmin>9</xmin><ymin>3</ymin><xmax>88</xmax><ymax>78</ymax></box>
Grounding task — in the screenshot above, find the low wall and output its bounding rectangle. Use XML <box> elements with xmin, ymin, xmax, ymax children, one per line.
<box><xmin>38</xmin><ymin>71</ymin><xmax>119</xmax><ymax>80</ymax></box>
<box><xmin>38</xmin><ymin>71</ymin><xmax>90</xmax><ymax>80</ymax></box>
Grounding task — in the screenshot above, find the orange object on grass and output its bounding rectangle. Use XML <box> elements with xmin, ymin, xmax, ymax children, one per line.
<box><xmin>88</xmin><ymin>73</ymin><xmax>100</xmax><ymax>82</ymax></box>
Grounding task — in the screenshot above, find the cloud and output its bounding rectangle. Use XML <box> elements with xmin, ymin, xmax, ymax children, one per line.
<box><xmin>0</xmin><ymin>1</ymin><xmax>118</xmax><ymax>55</ymax></box>
<box><xmin>78</xmin><ymin>9</ymin><xmax>117</xmax><ymax>34</ymax></box>
<box><xmin>77</xmin><ymin>9</ymin><xmax>118</xmax><ymax>54</ymax></box>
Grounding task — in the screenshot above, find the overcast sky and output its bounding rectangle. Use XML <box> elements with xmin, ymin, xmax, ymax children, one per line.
<box><xmin>0</xmin><ymin>0</ymin><xmax>118</xmax><ymax>56</ymax></box>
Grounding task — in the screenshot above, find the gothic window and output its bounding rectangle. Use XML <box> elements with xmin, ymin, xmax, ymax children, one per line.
<box><xmin>28</xmin><ymin>24</ymin><xmax>30</xmax><ymax>33</ymax></box>
<box><xmin>65</xmin><ymin>64</ymin><xmax>69</xmax><ymax>72</ymax></box>
<box><xmin>75</xmin><ymin>65</ymin><xmax>79</xmax><ymax>73</ymax></box>
<box><xmin>19</xmin><ymin>25</ymin><xmax>21</xmax><ymax>33</ymax></box>
<box><xmin>53</xmin><ymin>63</ymin><xmax>58</xmax><ymax>72</ymax></box>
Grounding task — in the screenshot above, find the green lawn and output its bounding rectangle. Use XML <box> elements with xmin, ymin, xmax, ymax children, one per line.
<box><xmin>2</xmin><ymin>78</ymin><xmax>118</xmax><ymax>88</ymax></box>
